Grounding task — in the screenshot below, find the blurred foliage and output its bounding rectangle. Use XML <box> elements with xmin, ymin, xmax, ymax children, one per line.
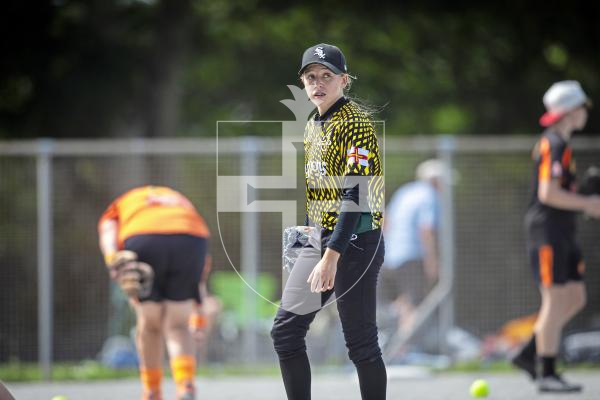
<box><xmin>1</xmin><ymin>0</ymin><xmax>600</xmax><ymax>138</ymax></box>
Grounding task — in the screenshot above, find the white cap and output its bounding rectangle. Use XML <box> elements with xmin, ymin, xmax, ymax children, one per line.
<box><xmin>416</xmin><ymin>159</ymin><xmax>446</xmax><ymax>181</ymax></box>
<box><xmin>540</xmin><ymin>80</ymin><xmax>590</xmax><ymax>126</ymax></box>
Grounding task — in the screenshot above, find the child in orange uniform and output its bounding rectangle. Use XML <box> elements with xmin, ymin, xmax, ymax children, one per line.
<box><xmin>99</xmin><ymin>186</ymin><xmax>210</xmax><ymax>400</ymax></box>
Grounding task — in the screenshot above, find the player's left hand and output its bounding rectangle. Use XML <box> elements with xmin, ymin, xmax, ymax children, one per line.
<box><xmin>106</xmin><ymin>250</ymin><xmax>154</xmax><ymax>299</ymax></box>
<box><xmin>307</xmin><ymin>249</ymin><xmax>340</xmax><ymax>292</ymax></box>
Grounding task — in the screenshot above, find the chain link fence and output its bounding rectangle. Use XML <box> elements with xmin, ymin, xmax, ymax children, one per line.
<box><xmin>1</xmin><ymin>136</ymin><xmax>599</xmax><ymax>374</ymax></box>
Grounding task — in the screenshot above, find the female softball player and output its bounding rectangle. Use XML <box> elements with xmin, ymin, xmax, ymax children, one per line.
<box><xmin>271</xmin><ymin>43</ymin><xmax>386</xmax><ymax>400</ymax></box>
<box><xmin>511</xmin><ymin>81</ymin><xmax>600</xmax><ymax>393</ymax></box>
<box><xmin>98</xmin><ymin>186</ymin><xmax>210</xmax><ymax>400</ymax></box>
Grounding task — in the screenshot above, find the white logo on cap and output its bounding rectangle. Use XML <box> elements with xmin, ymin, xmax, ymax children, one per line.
<box><xmin>314</xmin><ymin>47</ymin><xmax>326</xmax><ymax>59</ymax></box>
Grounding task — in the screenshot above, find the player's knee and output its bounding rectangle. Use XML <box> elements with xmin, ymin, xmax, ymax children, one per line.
<box><xmin>344</xmin><ymin>326</ymin><xmax>381</xmax><ymax>365</ymax></box>
<box><xmin>137</xmin><ymin>316</ymin><xmax>162</xmax><ymax>335</ymax></box>
<box><xmin>164</xmin><ymin>322</ymin><xmax>188</xmax><ymax>340</ymax></box>
<box><xmin>348</xmin><ymin>342</ymin><xmax>382</xmax><ymax>365</ymax></box>
<box><xmin>271</xmin><ymin>317</ymin><xmax>307</xmax><ymax>360</ymax></box>
<box><xmin>271</xmin><ymin>323</ymin><xmax>301</xmax><ymax>356</ymax></box>
<box><xmin>564</xmin><ymin>283</ymin><xmax>587</xmax><ymax>314</ymax></box>
<box><xmin>164</xmin><ymin>315</ymin><xmax>188</xmax><ymax>332</ymax></box>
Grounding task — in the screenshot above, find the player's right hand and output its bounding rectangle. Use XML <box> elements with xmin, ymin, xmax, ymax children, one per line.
<box><xmin>307</xmin><ymin>250</ymin><xmax>339</xmax><ymax>293</ymax></box>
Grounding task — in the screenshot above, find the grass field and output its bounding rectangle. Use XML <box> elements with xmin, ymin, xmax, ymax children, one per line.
<box><xmin>6</xmin><ymin>369</ymin><xmax>600</xmax><ymax>400</ymax></box>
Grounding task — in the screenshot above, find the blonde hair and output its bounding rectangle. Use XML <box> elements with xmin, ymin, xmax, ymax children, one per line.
<box><xmin>299</xmin><ymin>70</ymin><xmax>383</xmax><ymax>118</ymax></box>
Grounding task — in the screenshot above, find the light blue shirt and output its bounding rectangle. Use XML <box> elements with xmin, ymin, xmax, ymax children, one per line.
<box><xmin>383</xmin><ymin>181</ymin><xmax>440</xmax><ymax>268</ymax></box>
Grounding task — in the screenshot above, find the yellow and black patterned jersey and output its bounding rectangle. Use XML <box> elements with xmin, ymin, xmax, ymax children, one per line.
<box><xmin>304</xmin><ymin>97</ymin><xmax>384</xmax><ymax>232</ymax></box>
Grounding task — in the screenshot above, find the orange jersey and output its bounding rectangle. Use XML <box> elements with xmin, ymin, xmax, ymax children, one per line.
<box><xmin>98</xmin><ymin>186</ymin><xmax>209</xmax><ymax>249</ymax></box>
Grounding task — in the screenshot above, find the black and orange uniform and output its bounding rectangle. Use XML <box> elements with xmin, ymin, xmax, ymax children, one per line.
<box><xmin>99</xmin><ymin>185</ymin><xmax>209</xmax><ymax>398</ymax></box>
<box><xmin>272</xmin><ymin>97</ymin><xmax>386</xmax><ymax>400</ymax></box>
<box><xmin>525</xmin><ymin>130</ymin><xmax>584</xmax><ymax>287</ymax></box>
<box><xmin>98</xmin><ymin>185</ymin><xmax>210</xmax><ymax>302</ymax></box>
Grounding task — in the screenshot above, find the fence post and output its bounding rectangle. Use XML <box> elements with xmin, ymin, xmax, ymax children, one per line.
<box><xmin>241</xmin><ymin>136</ymin><xmax>259</xmax><ymax>364</ymax></box>
<box><xmin>37</xmin><ymin>138</ymin><xmax>54</xmax><ymax>380</ymax></box>
<box><xmin>437</xmin><ymin>135</ymin><xmax>456</xmax><ymax>355</ymax></box>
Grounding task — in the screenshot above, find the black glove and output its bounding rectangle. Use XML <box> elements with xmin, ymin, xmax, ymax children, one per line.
<box><xmin>579</xmin><ymin>166</ymin><xmax>600</xmax><ymax>195</ymax></box>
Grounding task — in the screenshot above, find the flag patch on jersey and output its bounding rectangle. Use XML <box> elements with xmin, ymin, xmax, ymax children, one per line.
<box><xmin>347</xmin><ymin>146</ymin><xmax>369</xmax><ymax>167</ymax></box>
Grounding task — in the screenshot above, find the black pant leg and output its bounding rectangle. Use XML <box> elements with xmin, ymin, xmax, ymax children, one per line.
<box><xmin>356</xmin><ymin>357</ymin><xmax>387</xmax><ymax>400</ymax></box>
<box><xmin>279</xmin><ymin>352</ymin><xmax>312</xmax><ymax>400</ymax></box>
<box><xmin>334</xmin><ymin>233</ymin><xmax>384</xmax><ymax>364</ymax></box>
<box><xmin>334</xmin><ymin>231</ymin><xmax>387</xmax><ymax>399</ymax></box>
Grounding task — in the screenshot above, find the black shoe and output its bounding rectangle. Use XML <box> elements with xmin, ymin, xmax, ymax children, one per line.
<box><xmin>510</xmin><ymin>350</ymin><xmax>536</xmax><ymax>380</ymax></box>
<box><xmin>538</xmin><ymin>374</ymin><xmax>582</xmax><ymax>393</ymax></box>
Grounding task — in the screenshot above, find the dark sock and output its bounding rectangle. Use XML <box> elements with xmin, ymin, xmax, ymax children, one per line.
<box><xmin>521</xmin><ymin>335</ymin><xmax>536</xmax><ymax>358</ymax></box>
<box><xmin>279</xmin><ymin>352</ymin><xmax>311</xmax><ymax>400</ymax></box>
<box><xmin>540</xmin><ymin>356</ymin><xmax>556</xmax><ymax>377</ymax></box>
<box><xmin>356</xmin><ymin>357</ymin><xmax>387</xmax><ymax>400</ymax></box>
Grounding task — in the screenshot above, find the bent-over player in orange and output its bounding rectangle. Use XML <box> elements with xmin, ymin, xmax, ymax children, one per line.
<box><xmin>98</xmin><ymin>186</ymin><xmax>210</xmax><ymax>400</ymax></box>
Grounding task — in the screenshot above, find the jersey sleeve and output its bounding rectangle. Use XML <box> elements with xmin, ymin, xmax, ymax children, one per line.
<box><xmin>538</xmin><ymin>136</ymin><xmax>567</xmax><ymax>182</ymax></box>
<box><xmin>327</xmin><ymin>118</ymin><xmax>378</xmax><ymax>254</ymax></box>
<box><xmin>97</xmin><ymin>199</ymin><xmax>120</xmax><ymax>234</ymax></box>
<box><xmin>343</xmin><ymin>120</ymin><xmax>377</xmax><ymax>177</ymax></box>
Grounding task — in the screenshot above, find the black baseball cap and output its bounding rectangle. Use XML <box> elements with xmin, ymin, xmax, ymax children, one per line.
<box><xmin>298</xmin><ymin>43</ymin><xmax>348</xmax><ymax>76</ymax></box>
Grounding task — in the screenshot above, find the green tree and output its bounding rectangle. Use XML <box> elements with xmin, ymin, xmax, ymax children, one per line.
<box><xmin>1</xmin><ymin>0</ymin><xmax>600</xmax><ymax>138</ymax></box>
